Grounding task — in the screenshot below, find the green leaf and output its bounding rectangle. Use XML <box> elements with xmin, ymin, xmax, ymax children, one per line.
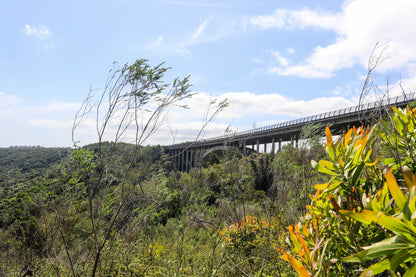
<box><xmin>344</xmin><ymin>239</ymin><xmax>410</xmax><ymax>263</ymax></box>
<box><xmin>404</xmin><ymin>261</ymin><xmax>416</xmax><ymax>277</ymax></box>
<box><xmin>360</xmin><ymin>259</ymin><xmax>390</xmax><ymax>277</ymax></box>
<box><xmin>351</xmin><ymin>162</ymin><xmax>365</xmax><ymax>187</ymax></box>
<box><xmin>390</xmin><ymin>248</ymin><xmax>413</xmax><ymax>272</ymax></box>
<box><xmin>319</xmin><ymin>160</ymin><xmax>336</xmax><ymax>171</ymax></box>
<box><xmin>339</xmin><ymin>209</ymin><xmax>379</xmax><ymax>225</ymax></box>
<box><xmin>377</xmin><ymin>213</ymin><xmax>416</xmax><ymax>244</ymax></box>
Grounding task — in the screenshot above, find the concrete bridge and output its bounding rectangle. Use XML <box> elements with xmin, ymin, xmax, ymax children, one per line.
<box><xmin>165</xmin><ymin>93</ymin><xmax>416</xmax><ymax>171</ymax></box>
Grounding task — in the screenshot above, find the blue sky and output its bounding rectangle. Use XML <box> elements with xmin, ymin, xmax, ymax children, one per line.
<box><xmin>1</xmin><ymin>0</ymin><xmax>416</xmax><ymax>147</ymax></box>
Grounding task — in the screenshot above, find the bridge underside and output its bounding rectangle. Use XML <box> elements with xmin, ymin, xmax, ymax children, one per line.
<box><xmin>165</xmin><ymin>117</ymin><xmax>366</xmax><ymax>172</ymax></box>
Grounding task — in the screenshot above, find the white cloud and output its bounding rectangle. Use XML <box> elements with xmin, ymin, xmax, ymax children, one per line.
<box><xmin>146</xmin><ymin>14</ymin><xmax>242</xmax><ymax>55</ymax></box>
<box><xmin>146</xmin><ymin>35</ymin><xmax>164</xmax><ymax>50</ymax></box>
<box><xmin>250</xmin><ymin>8</ymin><xmax>338</xmax><ymax>31</ymax></box>
<box><xmin>191</xmin><ymin>17</ymin><xmax>210</xmax><ymax>42</ymax></box>
<box><xmin>29</xmin><ymin>119</ymin><xmax>71</xmax><ymax>129</ymax></box>
<box><xmin>286</xmin><ymin>47</ymin><xmax>295</xmax><ymax>54</ymax></box>
<box><xmin>24</xmin><ymin>24</ymin><xmax>51</xmax><ymax>40</ymax></box>
<box><xmin>270</xmin><ymin>49</ymin><xmax>290</xmax><ymax>67</ymax></box>
<box><xmin>0</xmin><ymin>92</ymin><xmax>80</xmax><ymax>146</ymax></box>
<box><xmin>251</xmin><ymin>0</ymin><xmax>416</xmax><ymax>78</ymax></box>
<box><xmin>3</xmin><ymin>87</ymin><xmax>414</xmax><ymax>146</ymax></box>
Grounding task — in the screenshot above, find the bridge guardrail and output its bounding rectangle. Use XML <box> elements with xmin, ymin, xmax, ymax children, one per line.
<box><xmin>170</xmin><ymin>93</ymin><xmax>416</xmax><ymax>148</ymax></box>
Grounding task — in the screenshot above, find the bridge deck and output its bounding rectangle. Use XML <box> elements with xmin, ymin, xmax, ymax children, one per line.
<box><xmin>165</xmin><ymin>93</ymin><xmax>416</xmax><ymax>171</ymax></box>
<box><xmin>166</xmin><ymin>93</ymin><xmax>416</xmax><ymax>150</ymax></box>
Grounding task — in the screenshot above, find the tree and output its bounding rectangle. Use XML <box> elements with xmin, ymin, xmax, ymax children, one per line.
<box><xmin>67</xmin><ymin>59</ymin><xmax>227</xmax><ymax>276</ymax></box>
<box><xmin>69</xmin><ymin>60</ymin><xmax>182</xmax><ymax>276</ymax></box>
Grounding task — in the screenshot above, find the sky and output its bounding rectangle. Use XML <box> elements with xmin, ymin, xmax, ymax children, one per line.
<box><xmin>1</xmin><ymin>0</ymin><xmax>416</xmax><ymax>147</ymax></box>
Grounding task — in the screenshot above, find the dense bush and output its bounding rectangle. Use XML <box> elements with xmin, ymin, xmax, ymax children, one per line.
<box><xmin>9</xmin><ymin>104</ymin><xmax>416</xmax><ymax>276</ymax></box>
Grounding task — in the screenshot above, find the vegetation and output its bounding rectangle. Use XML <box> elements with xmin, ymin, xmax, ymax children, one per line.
<box><xmin>2</xmin><ymin>59</ymin><xmax>416</xmax><ymax>276</ymax></box>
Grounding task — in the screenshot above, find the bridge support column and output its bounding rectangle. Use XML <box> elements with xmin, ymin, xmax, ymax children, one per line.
<box><xmin>271</xmin><ymin>138</ymin><xmax>275</xmax><ymax>154</ymax></box>
<box><xmin>264</xmin><ymin>143</ymin><xmax>267</xmax><ymax>153</ymax></box>
<box><xmin>279</xmin><ymin>138</ymin><xmax>282</xmax><ymax>152</ymax></box>
<box><xmin>256</xmin><ymin>140</ymin><xmax>259</xmax><ymax>152</ymax></box>
<box><xmin>291</xmin><ymin>136</ymin><xmax>294</xmax><ymax>146</ymax></box>
<box><xmin>296</xmin><ymin>136</ymin><xmax>298</xmax><ymax>148</ymax></box>
<box><xmin>181</xmin><ymin>149</ymin><xmax>185</xmax><ymax>172</ymax></box>
<box><xmin>194</xmin><ymin>148</ymin><xmax>199</xmax><ymax>167</ymax></box>
<box><xmin>243</xmin><ymin>139</ymin><xmax>247</xmax><ymax>156</ymax></box>
<box><xmin>185</xmin><ymin>149</ymin><xmax>189</xmax><ymax>172</ymax></box>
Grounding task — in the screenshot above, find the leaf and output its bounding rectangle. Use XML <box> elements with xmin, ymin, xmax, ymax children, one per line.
<box><xmin>390</xmin><ymin>248</ymin><xmax>413</xmax><ymax>272</ymax></box>
<box><xmin>315</xmin><ymin>163</ymin><xmax>338</xmax><ymax>176</ymax></box>
<box><xmin>377</xmin><ymin>213</ymin><xmax>416</xmax><ymax>243</ymax></box>
<box><xmin>314</xmin><ymin>183</ymin><xmax>330</xmax><ymax>190</ymax></box>
<box><xmin>325</xmin><ymin>126</ymin><xmax>333</xmax><ymax>146</ymax></box>
<box><xmin>338</xmin><ymin>156</ymin><xmax>344</xmax><ymax>167</ymax></box>
<box><xmin>329</xmin><ymin>194</ymin><xmax>341</xmax><ymax>212</ymax></box>
<box><xmin>279</xmin><ymin>251</ymin><xmax>311</xmax><ymax>277</ymax></box>
<box><xmin>385</xmin><ymin>170</ymin><xmax>405</xmax><ymax>211</ymax></box>
<box><xmin>351</xmin><ymin>162</ymin><xmax>365</xmax><ymax>187</ymax></box>
<box><xmin>344</xmin><ymin>128</ymin><xmax>353</xmax><ymax>148</ymax></box>
<box><xmin>296</xmin><ymin>232</ymin><xmax>311</xmax><ymax>265</ymax></box>
<box><xmin>344</xmin><ymin>239</ymin><xmax>409</xmax><ymax>262</ymax></box>
<box><xmin>404</xmin><ymin>261</ymin><xmax>416</xmax><ymax>277</ymax></box>
<box><xmin>402</xmin><ymin>166</ymin><xmax>416</xmax><ymax>190</ymax></box>
<box><xmin>319</xmin><ymin>160</ymin><xmax>336</xmax><ymax>171</ymax></box>
<box><xmin>384</xmin><ymin>157</ymin><xmax>397</xmax><ymax>165</ymax></box>
<box><xmin>360</xmin><ymin>259</ymin><xmax>390</xmax><ymax>277</ymax></box>
<box><xmin>339</xmin><ymin>209</ymin><xmax>379</xmax><ymax>225</ymax></box>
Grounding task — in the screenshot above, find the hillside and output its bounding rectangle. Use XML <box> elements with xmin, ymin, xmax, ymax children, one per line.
<box><xmin>1</xmin><ymin>106</ymin><xmax>416</xmax><ymax>276</ymax></box>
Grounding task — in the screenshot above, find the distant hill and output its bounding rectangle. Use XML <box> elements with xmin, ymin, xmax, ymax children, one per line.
<box><xmin>0</xmin><ymin>147</ymin><xmax>70</xmax><ymax>174</ymax></box>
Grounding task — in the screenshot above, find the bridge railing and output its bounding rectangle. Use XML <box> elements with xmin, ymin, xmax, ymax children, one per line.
<box><xmin>202</xmin><ymin>93</ymin><xmax>416</xmax><ymax>143</ymax></box>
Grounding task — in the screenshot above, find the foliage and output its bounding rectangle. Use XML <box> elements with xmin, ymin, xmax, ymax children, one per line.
<box><xmin>280</xmin><ymin>106</ymin><xmax>416</xmax><ymax>276</ymax></box>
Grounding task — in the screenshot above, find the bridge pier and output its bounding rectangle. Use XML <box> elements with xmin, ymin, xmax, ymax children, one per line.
<box><xmin>271</xmin><ymin>138</ymin><xmax>275</xmax><ymax>154</ymax></box>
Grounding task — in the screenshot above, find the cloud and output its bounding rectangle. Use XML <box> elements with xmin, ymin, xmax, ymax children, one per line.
<box><xmin>250</xmin><ymin>8</ymin><xmax>338</xmax><ymax>31</ymax></box>
<box><xmin>251</xmin><ymin>0</ymin><xmax>416</xmax><ymax>78</ymax></box>
<box><xmin>146</xmin><ymin>35</ymin><xmax>164</xmax><ymax>50</ymax></box>
<box><xmin>24</xmin><ymin>24</ymin><xmax>51</xmax><ymax>40</ymax></box>
<box><xmin>29</xmin><ymin>119</ymin><xmax>71</xmax><ymax>129</ymax></box>
<box><xmin>3</xmin><ymin>86</ymin><xmax>414</xmax><ymax>146</ymax></box>
<box><xmin>270</xmin><ymin>49</ymin><xmax>290</xmax><ymax>67</ymax></box>
<box><xmin>191</xmin><ymin>17</ymin><xmax>210</xmax><ymax>42</ymax></box>
<box><xmin>146</xmin><ymin>14</ymin><xmax>242</xmax><ymax>55</ymax></box>
<box><xmin>0</xmin><ymin>92</ymin><xmax>80</xmax><ymax>146</ymax></box>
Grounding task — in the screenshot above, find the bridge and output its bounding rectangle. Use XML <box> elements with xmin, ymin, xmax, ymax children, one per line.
<box><xmin>165</xmin><ymin>93</ymin><xmax>416</xmax><ymax>171</ymax></box>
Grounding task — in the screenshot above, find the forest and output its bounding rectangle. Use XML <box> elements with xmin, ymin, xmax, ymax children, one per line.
<box><xmin>2</xmin><ymin>59</ymin><xmax>416</xmax><ymax>276</ymax></box>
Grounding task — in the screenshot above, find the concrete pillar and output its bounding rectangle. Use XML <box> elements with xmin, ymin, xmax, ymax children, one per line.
<box><xmin>264</xmin><ymin>143</ymin><xmax>267</xmax><ymax>153</ymax></box>
<box><xmin>291</xmin><ymin>136</ymin><xmax>294</xmax><ymax>146</ymax></box>
<box><xmin>243</xmin><ymin>139</ymin><xmax>247</xmax><ymax>156</ymax></box>
<box><xmin>295</xmin><ymin>136</ymin><xmax>298</xmax><ymax>148</ymax></box>
<box><xmin>256</xmin><ymin>140</ymin><xmax>260</xmax><ymax>152</ymax></box>
<box><xmin>181</xmin><ymin>149</ymin><xmax>185</xmax><ymax>171</ymax></box>
<box><xmin>176</xmin><ymin>150</ymin><xmax>179</xmax><ymax>171</ymax></box>
<box><xmin>271</xmin><ymin>138</ymin><xmax>275</xmax><ymax>154</ymax></box>
<box><xmin>185</xmin><ymin>149</ymin><xmax>189</xmax><ymax>172</ymax></box>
